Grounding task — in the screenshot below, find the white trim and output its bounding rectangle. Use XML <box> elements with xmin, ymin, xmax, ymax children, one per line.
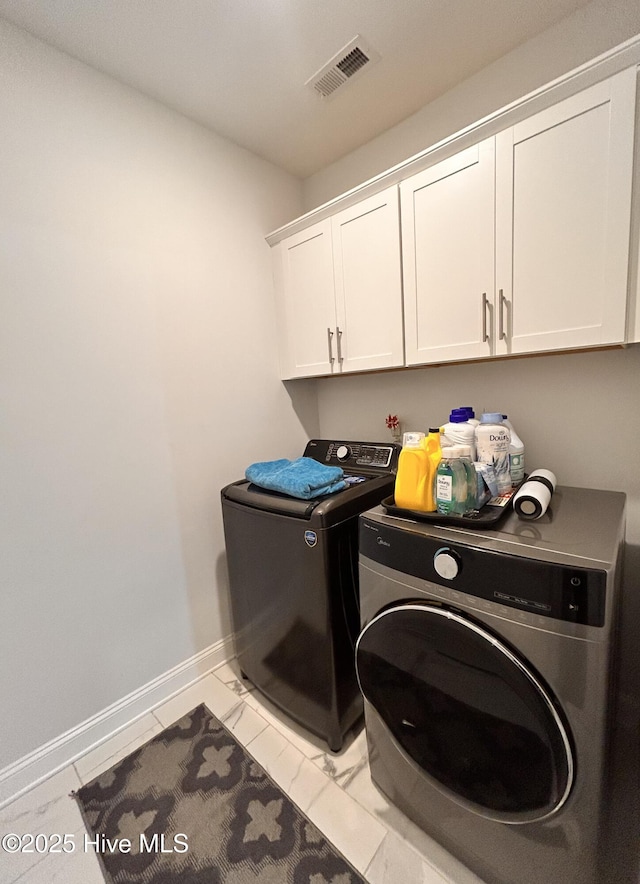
<box><xmin>266</xmin><ymin>34</ymin><xmax>640</xmax><ymax>246</ymax></box>
<box><xmin>0</xmin><ymin>635</ymin><xmax>234</xmax><ymax>808</ymax></box>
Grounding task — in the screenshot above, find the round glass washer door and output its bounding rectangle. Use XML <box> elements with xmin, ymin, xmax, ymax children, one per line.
<box><xmin>356</xmin><ymin>603</ymin><xmax>574</xmax><ymax>824</ymax></box>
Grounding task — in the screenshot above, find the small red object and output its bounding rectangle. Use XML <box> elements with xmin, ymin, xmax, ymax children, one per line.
<box><xmin>385</xmin><ymin>414</ymin><xmax>399</xmax><ymax>430</ymax></box>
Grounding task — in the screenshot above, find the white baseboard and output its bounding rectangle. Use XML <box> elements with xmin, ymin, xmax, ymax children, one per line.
<box><xmin>0</xmin><ymin>635</ymin><xmax>234</xmax><ymax>808</ymax></box>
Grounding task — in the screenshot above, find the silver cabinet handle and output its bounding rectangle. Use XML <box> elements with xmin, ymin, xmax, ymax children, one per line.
<box><xmin>499</xmin><ymin>289</ymin><xmax>507</xmax><ymax>341</ymax></box>
<box><xmin>327</xmin><ymin>327</ymin><xmax>335</xmax><ymax>365</ymax></box>
<box><xmin>336</xmin><ymin>326</ymin><xmax>344</xmax><ymax>364</ymax></box>
<box><xmin>482</xmin><ymin>293</ymin><xmax>489</xmax><ymax>343</ymax></box>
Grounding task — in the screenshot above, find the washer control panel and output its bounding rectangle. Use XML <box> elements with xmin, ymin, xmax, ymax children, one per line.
<box><xmin>360</xmin><ymin>516</ymin><xmax>607</xmax><ymax>627</ymax></box>
<box><xmin>304</xmin><ymin>439</ymin><xmax>399</xmax><ymax>474</ymax></box>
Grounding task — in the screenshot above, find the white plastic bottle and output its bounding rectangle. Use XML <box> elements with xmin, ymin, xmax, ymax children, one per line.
<box><xmin>440</xmin><ymin>409</ymin><xmax>477</xmax><ymax>460</ymax></box>
<box><xmin>460</xmin><ymin>407</ymin><xmax>480</xmax><ymax>427</ymax></box>
<box><xmin>502</xmin><ymin>415</ymin><xmax>525</xmax><ymax>486</ymax></box>
<box><xmin>475</xmin><ymin>413</ymin><xmax>512</xmax><ymax>494</ymax></box>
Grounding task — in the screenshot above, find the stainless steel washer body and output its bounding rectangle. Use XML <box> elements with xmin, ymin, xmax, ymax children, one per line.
<box><xmin>356</xmin><ymin>487</ymin><xmax>625</xmax><ymax>884</ymax></box>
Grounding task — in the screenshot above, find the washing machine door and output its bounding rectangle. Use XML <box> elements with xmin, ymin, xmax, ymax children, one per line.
<box><xmin>356</xmin><ymin>603</ymin><xmax>574</xmax><ymax>824</ymax></box>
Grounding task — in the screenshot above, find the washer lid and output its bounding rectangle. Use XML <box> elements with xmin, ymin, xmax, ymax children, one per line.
<box><xmin>356</xmin><ymin>602</ymin><xmax>575</xmax><ymax>824</ymax></box>
<box><xmin>222</xmin><ymin>474</ymin><xmax>395</xmax><ymax>526</ymax></box>
<box><xmin>222</xmin><ymin>480</ymin><xmax>319</xmax><ymax>519</ymax></box>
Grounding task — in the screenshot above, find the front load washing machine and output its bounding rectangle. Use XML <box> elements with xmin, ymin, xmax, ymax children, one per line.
<box><xmin>355</xmin><ymin>486</ymin><xmax>625</xmax><ymax>884</ymax></box>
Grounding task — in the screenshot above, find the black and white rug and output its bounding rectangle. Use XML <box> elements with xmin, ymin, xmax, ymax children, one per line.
<box><xmin>74</xmin><ymin>704</ymin><xmax>365</xmax><ymax>884</ymax></box>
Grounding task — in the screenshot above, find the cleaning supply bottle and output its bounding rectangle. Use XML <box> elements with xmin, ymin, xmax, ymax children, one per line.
<box><xmin>440</xmin><ymin>409</ymin><xmax>477</xmax><ymax>460</ymax></box>
<box><xmin>475</xmin><ymin>413</ymin><xmax>512</xmax><ymax>494</ymax></box>
<box><xmin>455</xmin><ymin>445</ymin><xmax>478</xmax><ymax>514</ymax></box>
<box><xmin>460</xmin><ymin>407</ymin><xmax>480</xmax><ymax>426</ymax></box>
<box><xmin>436</xmin><ymin>449</ymin><xmax>467</xmax><ymax>516</ymax></box>
<box><xmin>502</xmin><ymin>415</ymin><xmax>525</xmax><ymax>486</ymax></box>
<box><xmin>394</xmin><ymin>432</ymin><xmax>429</xmax><ymax>511</ymax></box>
<box><xmin>423</xmin><ymin>428</ymin><xmax>442</xmax><ymax>512</ymax></box>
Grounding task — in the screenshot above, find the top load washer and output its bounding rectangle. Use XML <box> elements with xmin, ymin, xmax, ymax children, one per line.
<box><xmin>221</xmin><ymin>439</ymin><xmax>399</xmax><ymax>751</ymax></box>
<box><xmin>355</xmin><ymin>486</ymin><xmax>625</xmax><ymax>884</ymax></box>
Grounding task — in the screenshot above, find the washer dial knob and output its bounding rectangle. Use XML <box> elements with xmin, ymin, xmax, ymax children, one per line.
<box><xmin>336</xmin><ymin>444</ymin><xmax>351</xmax><ymax>461</ymax></box>
<box><xmin>434</xmin><ymin>548</ymin><xmax>461</xmax><ymax>580</ymax></box>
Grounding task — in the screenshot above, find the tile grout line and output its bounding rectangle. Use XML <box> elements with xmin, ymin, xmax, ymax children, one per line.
<box><xmin>74</xmin><ymin>723</ymin><xmax>163</xmax><ymax>786</ymax></box>
<box><xmin>221</xmin><ymin>672</ymin><xmax>419</xmax><ymax>881</ymax></box>
<box><xmin>363</xmin><ymin>833</ymin><xmax>387</xmax><ymax>884</ymax></box>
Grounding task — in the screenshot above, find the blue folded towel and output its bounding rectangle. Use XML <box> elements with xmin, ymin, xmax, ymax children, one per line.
<box><xmin>245</xmin><ymin>457</ymin><xmax>347</xmax><ymax>500</ymax></box>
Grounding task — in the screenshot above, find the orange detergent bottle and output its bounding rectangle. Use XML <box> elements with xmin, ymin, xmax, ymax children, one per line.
<box><xmin>423</xmin><ymin>427</ymin><xmax>442</xmax><ymax>512</ymax></box>
<box><xmin>394</xmin><ymin>432</ymin><xmax>430</xmax><ymax>511</ymax></box>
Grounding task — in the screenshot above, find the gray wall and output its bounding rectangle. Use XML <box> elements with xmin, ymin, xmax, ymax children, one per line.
<box><xmin>317</xmin><ymin>346</ymin><xmax>640</xmax><ymax>539</ymax></box>
<box><xmin>0</xmin><ymin>19</ymin><xmax>312</xmax><ymax>772</ymax></box>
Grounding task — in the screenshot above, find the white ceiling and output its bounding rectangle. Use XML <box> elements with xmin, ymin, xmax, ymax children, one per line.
<box><xmin>0</xmin><ymin>0</ymin><xmax>593</xmax><ymax>178</ymax></box>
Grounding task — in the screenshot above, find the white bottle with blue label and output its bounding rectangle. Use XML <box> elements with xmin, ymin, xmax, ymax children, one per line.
<box><xmin>502</xmin><ymin>415</ymin><xmax>525</xmax><ymax>486</ymax></box>
<box><xmin>475</xmin><ymin>413</ymin><xmax>512</xmax><ymax>494</ymax></box>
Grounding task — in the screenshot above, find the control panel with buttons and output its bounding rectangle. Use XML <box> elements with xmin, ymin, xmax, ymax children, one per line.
<box><xmin>359</xmin><ymin>516</ymin><xmax>607</xmax><ymax>627</ymax></box>
<box><xmin>324</xmin><ymin>442</ymin><xmax>396</xmax><ymax>471</ymax></box>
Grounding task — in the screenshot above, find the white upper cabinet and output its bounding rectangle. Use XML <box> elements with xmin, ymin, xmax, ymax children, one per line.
<box><xmin>274</xmin><ymin>219</ymin><xmax>336</xmax><ymax>378</ymax></box>
<box><xmin>401</xmin><ymin>68</ymin><xmax>637</xmax><ymax>367</ymax></box>
<box><xmin>495</xmin><ymin>68</ymin><xmax>636</xmax><ymax>356</ymax></box>
<box><xmin>401</xmin><ymin>139</ymin><xmax>496</xmax><ymax>365</ymax></box>
<box><xmin>332</xmin><ymin>188</ymin><xmax>404</xmax><ymax>374</ymax></box>
<box><xmin>270</xmin><ymin>62</ymin><xmax>638</xmax><ymax>377</ymax></box>
<box><xmin>273</xmin><ymin>186</ymin><xmax>404</xmax><ymax>379</ymax></box>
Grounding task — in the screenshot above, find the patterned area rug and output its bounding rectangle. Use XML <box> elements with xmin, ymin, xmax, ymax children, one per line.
<box><xmin>74</xmin><ymin>704</ymin><xmax>365</xmax><ymax>884</ymax></box>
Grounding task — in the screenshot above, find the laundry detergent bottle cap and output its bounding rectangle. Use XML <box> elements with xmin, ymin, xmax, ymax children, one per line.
<box><xmin>460</xmin><ymin>407</ymin><xmax>479</xmax><ymax>426</ymax></box>
<box><xmin>480</xmin><ymin>412</ymin><xmax>505</xmax><ymax>424</ymax></box>
<box><xmin>402</xmin><ymin>431</ymin><xmax>425</xmax><ymax>448</ymax></box>
<box><xmin>448</xmin><ymin>409</ymin><xmax>469</xmax><ymax>423</ymax></box>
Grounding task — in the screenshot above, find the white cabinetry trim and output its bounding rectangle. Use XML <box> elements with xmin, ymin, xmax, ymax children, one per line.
<box><xmin>267</xmin><ymin>36</ymin><xmax>640</xmax><ymax>247</ymax></box>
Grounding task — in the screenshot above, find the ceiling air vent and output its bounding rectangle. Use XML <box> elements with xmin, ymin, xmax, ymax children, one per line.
<box><xmin>306</xmin><ymin>36</ymin><xmax>380</xmax><ymax>99</ymax></box>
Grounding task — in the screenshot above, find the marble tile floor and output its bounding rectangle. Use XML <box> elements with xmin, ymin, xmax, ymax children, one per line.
<box><xmin>0</xmin><ymin>660</ymin><xmax>485</xmax><ymax>884</ymax></box>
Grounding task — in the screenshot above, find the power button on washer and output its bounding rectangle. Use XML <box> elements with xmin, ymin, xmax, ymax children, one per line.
<box><xmin>434</xmin><ymin>548</ymin><xmax>462</xmax><ymax>580</ymax></box>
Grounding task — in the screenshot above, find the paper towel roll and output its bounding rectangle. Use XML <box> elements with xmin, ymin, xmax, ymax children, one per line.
<box><xmin>513</xmin><ymin>469</ymin><xmax>557</xmax><ymax>521</ymax></box>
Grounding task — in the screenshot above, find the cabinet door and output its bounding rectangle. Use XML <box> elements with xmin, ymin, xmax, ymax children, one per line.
<box><xmin>332</xmin><ymin>186</ymin><xmax>404</xmax><ymax>373</ymax></box>
<box><xmin>495</xmin><ymin>69</ymin><xmax>636</xmax><ymax>356</ymax></box>
<box><xmin>276</xmin><ymin>219</ymin><xmax>337</xmax><ymax>378</ymax></box>
<box><xmin>401</xmin><ymin>140</ymin><xmax>495</xmax><ymax>365</ymax></box>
